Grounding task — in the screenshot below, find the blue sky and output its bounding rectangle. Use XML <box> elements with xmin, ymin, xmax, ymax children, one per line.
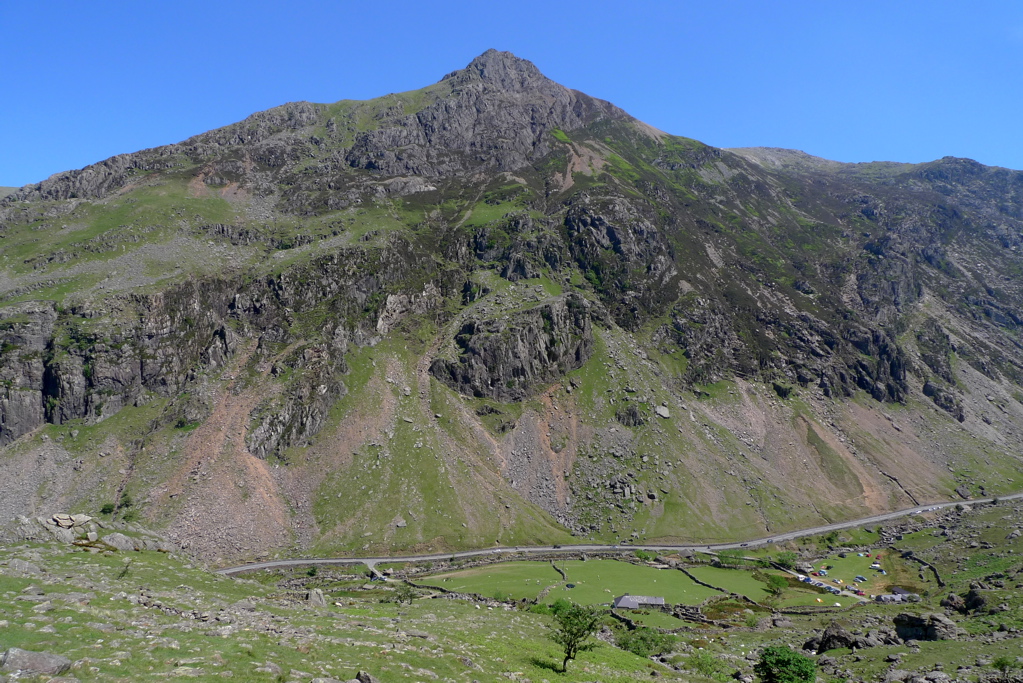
<box><xmin>3</xmin><ymin>1</ymin><xmax>1022</xmax><ymax>187</ymax></box>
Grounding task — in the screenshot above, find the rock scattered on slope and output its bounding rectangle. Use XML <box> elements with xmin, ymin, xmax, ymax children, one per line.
<box><xmin>0</xmin><ymin>648</ymin><xmax>71</xmax><ymax>676</ymax></box>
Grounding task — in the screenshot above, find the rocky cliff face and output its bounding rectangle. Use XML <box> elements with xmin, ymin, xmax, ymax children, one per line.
<box><xmin>3</xmin><ymin>50</ymin><xmax>1023</xmax><ymax>562</ymax></box>
<box><xmin>430</xmin><ymin>293</ymin><xmax>594</xmax><ymax>401</ymax></box>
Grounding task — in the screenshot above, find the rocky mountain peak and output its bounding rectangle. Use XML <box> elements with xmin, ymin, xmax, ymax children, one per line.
<box><xmin>443</xmin><ymin>49</ymin><xmax>548</xmax><ymax>91</ymax></box>
<box><xmin>341</xmin><ymin>49</ymin><xmax>627</xmax><ymax>178</ymax></box>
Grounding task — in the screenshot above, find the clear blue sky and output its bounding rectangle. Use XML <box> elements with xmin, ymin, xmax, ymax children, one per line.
<box><xmin>3</xmin><ymin>1</ymin><xmax>1022</xmax><ymax>187</ymax></box>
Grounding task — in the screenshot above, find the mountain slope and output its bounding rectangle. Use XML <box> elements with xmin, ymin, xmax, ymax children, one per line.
<box><xmin>2</xmin><ymin>50</ymin><xmax>1022</xmax><ymax>564</ymax></box>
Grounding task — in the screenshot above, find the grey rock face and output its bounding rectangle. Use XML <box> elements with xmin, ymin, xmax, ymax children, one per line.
<box><xmin>430</xmin><ymin>293</ymin><xmax>594</xmax><ymax>401</ymax></box>
<box><xmin>0</xmin><ymin>648</ymin><xmax>71</xmax><ymax>676</ymax></box>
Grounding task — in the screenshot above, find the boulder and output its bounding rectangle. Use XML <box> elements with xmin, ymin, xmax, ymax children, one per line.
<box><xmin>52</xmin><ymin>514</ymin><xmax>75</xmax><ymax>528</ymax></box>
<box><xmin>964</xmin><ymin>588</ymin><xmax>988</xmax><ymax>612</ymax></box>
<box><xmin>893</xmin><ymin>613</ymin><xmax>960</xmax><ymax>641</ymax></box>
<box><xmin>307</xmin><ymin>589</ymin><xmax>327</xmax><ymax>607</ymax></box>
<box><xmin>48</xmin><ymin>526</ymin><xmax>76</xmax><ymax>544</ymax></box>
<box><xmin>813</xmin><ymin>620</ymin><xmax>870</xmax><ymax>653</ymax></box>
<box><xmin>7</xmin><ymin>558</ymin><xmax>43</xmax><ymax>576</ymax></box>
<box><xmin>940</xmin><ymin>593</ymin><xmax>966</xmax><ymax>612</ymax></box>
<box><xmin>0</xmin><ymin>648</ymin><xmax>72</xmax><ymax>676</ymax></box>
<box><xmin>102</xmin><ymin>533</ymin><xmax>138</xmax><ymax>551</ymax></box>
<box><xmin>70</xmin><ymin>514</ymin><xmax>93</xmax><ymax>526</ymax></box>
<box><xmin>655</xmin><ymin>405</ymin><xmax>670</xmax><ymax>419</ymax></box>
<box><xmin>356</xmin><ymin>673</ymin><xmax>381</xmax><ymax>683</ymax></box>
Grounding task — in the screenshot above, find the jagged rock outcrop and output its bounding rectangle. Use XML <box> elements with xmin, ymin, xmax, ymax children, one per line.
<box><xmin>893</xmin><ymin>612</ymin><xmax>960</xmax><ymax>641</ymax></box>
<box><xmin>430</xmin><ymin>293</ymin><xmax>594</xmax><ymax>400</ymax></box>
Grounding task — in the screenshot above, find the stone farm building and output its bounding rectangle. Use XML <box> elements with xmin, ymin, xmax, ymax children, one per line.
<box><xmin>613</xmin><ymin>595</ymin><xmax>666</xmax><ymax>609</ymax></box>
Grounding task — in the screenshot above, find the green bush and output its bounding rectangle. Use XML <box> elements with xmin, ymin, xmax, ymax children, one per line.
<box><xmin>754</xmin><ymin>646</ymin><xmax>815</xmax><ymax>683</ymax></box>
<box><xmin>615</xmin><ymin>626</ymin><xmax>676</xmax><ymax>657</ymax></box>
<box><xmin>683</xmin><ymin>651</ymin><xmax>732</xmax><ymax>680</ymax></box>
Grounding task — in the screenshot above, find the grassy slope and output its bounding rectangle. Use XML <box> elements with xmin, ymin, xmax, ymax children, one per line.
<box><xmin>0</xmin><ymin>544</ymin><xmax>667</xmax><ymax>682</ymax></box>
<box><xmin>2</xmin><ymin>501</ymin><xmax>1022</xmax><ymax>681</ymax></box>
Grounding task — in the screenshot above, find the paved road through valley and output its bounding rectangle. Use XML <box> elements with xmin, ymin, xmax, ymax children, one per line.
<box><xmin>215</xmin><ymin>491</ymin><xmax>1023</xmax><ymax>576</ymax></box>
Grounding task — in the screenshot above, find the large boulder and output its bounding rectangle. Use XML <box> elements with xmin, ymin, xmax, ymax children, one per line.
<box><xmin>810</xmin><ymin>620</ymin><xmax>871</xmax><ymax>653</ymax></box>
<box><xmin>1</xmin><ymin>648</ymin><xmax>72</xmax><ymax>676</ymax></box>
<box><xmin>6</xmin><ymin>559</ymin><xmax>43</xmax><ymax>576</ymax></box>
<box><xmin>306</xmin><ymin>589</ymin><xmax>327</xmax><ymax>607</ymax></box>
<box><xmin>102</xmin><ymin>532</ymin><xmax>138</xmax><ymax>551</ymax></box>
<box><xmin>940</xmin><ymin>593</ymin><xmax>966</xmax><ymax>613</ymax></box>
<box><xmin>893</xmin><ymin>613</ymin><xmax>960</xmax><ymax>641</ymax></box>
<box><xmin>964</xmin><ymin>588</ymin><xmax>988</xmax><ymax>612</ymax></box>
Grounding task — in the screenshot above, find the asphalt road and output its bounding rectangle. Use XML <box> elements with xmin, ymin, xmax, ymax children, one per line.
<box><xmin>215</xmin><ymin>491</ymin><xmax>1023</xmax><ymax>576</ymax></box>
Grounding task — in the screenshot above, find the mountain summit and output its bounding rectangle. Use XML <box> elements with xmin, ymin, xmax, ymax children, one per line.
<box><xmin>2</xmin><ymin>52</ymin><xmax>1023</xmax><ymax>563</ymax></box>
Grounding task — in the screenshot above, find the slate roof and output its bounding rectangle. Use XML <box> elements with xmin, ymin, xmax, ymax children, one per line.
<box><xmin>613</xmin><ymin>595</ymin><xmax>666</xmax><ymax>609</ymax></box>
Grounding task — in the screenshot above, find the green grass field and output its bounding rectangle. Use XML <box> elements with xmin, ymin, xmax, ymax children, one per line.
<box><xmin>629</xmin><ymin>610</ymin><xmax>688</xmax><ymax>629</ymax></box>
<box><xmin>428</xmin><ymin>561</ymin><xmax>562</xmax><ymax>600</ymax></box>
<box><xmin>544</xmin><ymin>560</ymin><xmax>720</xmax><ymax>606</ymax></box>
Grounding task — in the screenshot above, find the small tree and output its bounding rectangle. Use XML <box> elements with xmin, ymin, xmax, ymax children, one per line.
<box><xmin>549</xmin><ymin>602</ymin><xmax>602</xmax><ymax>672</ymax></box>
<box><xmin>775</xmin><ymin>551</ymin><xmax>798</xmax><ymax>569</ymax></box>
<box><xmin>992</xmin><ymin>655</ymin><xmax>1016</xmax><ymax>683</ymax></box>
<box><xmin>717</xmin><ymin>549</ymin><xmax>746</xmax><ymax>567</ymax></box>
<box><xmin>765</xmin><ymin>574</ymin><xmax>788</xmax><ymax>597</ymax></box>
<box><xmin>392</xmin><ymin>582</ymin><xmax>418</xmax><ymax>605</ymax></box>
<box><xmin>754</xmin><ymin>646</ymin><xmax>815</xmax><ymax>683</ymax></box>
